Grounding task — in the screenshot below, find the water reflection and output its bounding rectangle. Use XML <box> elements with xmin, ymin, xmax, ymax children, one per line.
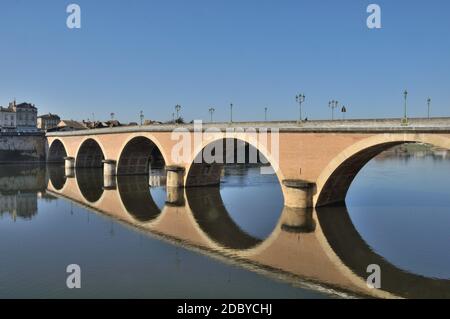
<box><xmin>0</xmin><ymin>155</ymin><xmax>446</xmax><ymax>299</ymax></box>
<box><xmin>76</xmin><ymin>169</ymin><xmax>104</xmax><ymax>203</ymax></box>
<box><xmin>0</xmin><ymin>166</ymin><xmax>48</xmax><ymax>221</ymax></box>
<box><xmin>316</xmin><ymin>205</ymin><xmax>450</xmax><ymax>298</ymax></box>
<box><xmin>47</xmin><ymin>165</ymin><xmax>66</xmax><ymax>190</ymax></box>
<box><xmin>43</xmin><ymin>164</ymin><xmax>450</xmax><ymax>299</ymax></box>
<box><xmin>375</xmin><ymin>144</ymin><xmax>450</xmax><ymax>161</ymax></box>
<box><xmin>280</xmin><ymin>207</ymin><xmax>316</xmax><ymax>234</ymax></box>
<box><xmin>0</xmin><ymin>191</ymin><xmax>38</xmax><ymax>221</ymax></box>
<box><xmin>186</xmin><ymin>187</ymin><xmax>262</xmax><ymax>250</ymax></box>
<box><xmin>219</xmin><ymin>166</ymin><xmax>284</xmax><ymax>239</ymax></box>
<box><xmin>117</xmin><ymin>175</ymin><xmax>163</xmax><ymax>222</ymax></box>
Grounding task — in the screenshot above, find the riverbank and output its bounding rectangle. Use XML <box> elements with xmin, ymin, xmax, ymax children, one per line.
<box><xmin>0</xmin><ymin>132</ymin><xmax>46</xmax><ymax>163</ymax></box>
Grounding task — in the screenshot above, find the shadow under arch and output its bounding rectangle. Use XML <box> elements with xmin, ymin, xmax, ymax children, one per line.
<box><xmin>48</xmin><ymin>139</ymin><xmax>67</xmax><ymax>163</ymax></box>
<box><xmin>117</xmin><ymin>175</ymin><xmax>162</xmax><ymax>222</ymax></box>
<box><xmin>316</xmin><ymin>134</ymin><xmax>450</xmax><ymax>207</ymax></box>
<box><xmin>185</xmin><ymin>186</ymin><xmax>263</xmax><ymax>250</ymax></box>
<box><xmin>316</xmin><ymin>205</ymin><xmax>450</xmax><ymax>298</ymax></box>
<box><xmin>48</xmin><ymin>165</ymin><xmax>67</xmax><ymax>191</ymax></box>
<box><xmin>76</xmin><ymin>138</ymin><xmax>105</xmax><ymax>168</ymax></box>
<box><xmin>117</xmin><ymin>136</ymin><xmax>165</xmax><ymax>176</ymax></box>
<box><xmin>75</xmin><ymin>169</ymin><xmax>104</xmax><ymax>203</ymax></box>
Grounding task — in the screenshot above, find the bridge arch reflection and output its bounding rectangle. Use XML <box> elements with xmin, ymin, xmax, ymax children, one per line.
<box><xmin>45</xmin><ymin>163</ymin><xmax>450</xmax><ymax>298</ymax></box>
<box><xmin>75</xmin><ymin>169</ymin><xmax>104</xmax><ymax>203</ymax></box>
<box><xmin>316</xmin><ymin>205</ymin><xmax>450</xmax><ymax>298</ymax></box>
<box><xmin>186</xmin><ymin>187</ymin><xmax>265</xmax><ymax>250</ymax></box>
<box><xmin>48</xmin><ymin>165</ymin><xmax>67</xmax><ymax>191</ymax></box>
<box><xmin>117</xmin><ymin>175</ymin><xmax>163</xmax><ymax>222</ymax></box>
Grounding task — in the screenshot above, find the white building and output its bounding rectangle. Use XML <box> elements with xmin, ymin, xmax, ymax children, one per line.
<box><xmin>0</xmin><ymin>106</ymin><xmax>17</xmax><ymax>132</ymax></box>
<box><xmin>37</xmin><ymin>113</ymin><xmax>60</xmax><ymax>131</ymax></box>
<box><xmin>9</xmin><ymin>101</ymin><xmax>38</xmax><ymax>132</ymax></box>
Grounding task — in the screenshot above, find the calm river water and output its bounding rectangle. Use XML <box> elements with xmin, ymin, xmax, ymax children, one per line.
<box><xmin>0</xmin><ymin>145</ymin><xmax>449</xmax><ymax>298</ymax></box>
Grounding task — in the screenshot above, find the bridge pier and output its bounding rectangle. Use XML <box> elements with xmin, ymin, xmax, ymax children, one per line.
<box><xmin>102</xmin><ymin>160</ymin><xmax>117</xmax><ymax>176</ymax></box>
<box><xmin>64</xmin><ymin>157</ymin><xmax>75</xmax><ymax>169</ymax></box>
<box><xmin>166</xmin><ymin>166</ymin><xmax>185</xmax><ymax>188</ymax></box>
<box><xmin>64</xmin><ymin>157</ymin><xmax>75</xmax><ymax>178</ymax></box>
<box><xmin>282</xmin><ymin>179</ymin><xmax>315</xmax><ymax>209</ymax></box>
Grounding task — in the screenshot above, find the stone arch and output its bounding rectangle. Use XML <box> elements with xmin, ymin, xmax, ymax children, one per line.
<box><xmin>47</xmin><ymin>139</ymin><xmax>67</xmax><ymax>163</ymax></box>
<box><xmin>315</xmin><ymin>134</ymin><xmax>450</xmax><ymax>207</ymax></box>
<box><xmin>75</xmin><ymin>138</ymin><xmax>105</xmax><ymax>168</ymax></box>
<box><xmin>185</xmin><ymin>135</ymin><xmax>283</xmax><ymax>188</ymax></box>
<box><xmin>117</xmin><ymin>136</ymin><xmax>166</xmax><ymax>176</ymax></box>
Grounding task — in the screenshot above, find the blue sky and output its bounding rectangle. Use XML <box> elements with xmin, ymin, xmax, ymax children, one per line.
<box><xmin>0</xmin><ymin>0</ymin><xmax>449</xmax><ymax>123</ymax></box>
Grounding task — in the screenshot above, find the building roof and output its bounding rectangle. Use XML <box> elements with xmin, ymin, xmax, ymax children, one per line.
<box><xmin>58</xmin><ymin>120</ymin><xmax>87</xmax><ymax>130</ymax></box>
<box><xmin>0</xmin><ymin>106</ymin><xmax>15</xmax><ymax>113</ymax></box>
<box><xmin>38</xmin><ymin>113</ymin><xmax>60</xmax><ymax>119</ymax></box>
<box><xmin>7</xmin><ymin>101</ymin><xmax>37</xmax><ymax>111</ymax></box>
<box><xmin>104</xmin><ymin>120</ymin><xmax>121</xmax><ymax>127</ymax></box>
<box><xmin>82</xmin><ymin>120</ymin><xmax>107</xmax><ymax>129</ymax></box>
<box><xmin>15</xmin><ymin>102</ymin><xmax>37</xmax><ymax>110</ymax></box>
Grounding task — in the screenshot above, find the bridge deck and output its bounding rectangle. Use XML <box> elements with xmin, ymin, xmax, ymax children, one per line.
<box><xmin>47</xmin><ymin>117</ymin><xmax>450</xmax><ymax>136</ymax></box>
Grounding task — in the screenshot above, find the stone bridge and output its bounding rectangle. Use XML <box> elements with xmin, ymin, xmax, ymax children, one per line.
<box><xmin>46</xmin><ymin>118</ymin><xmax>450</xmax><ymax>208</ymax></box>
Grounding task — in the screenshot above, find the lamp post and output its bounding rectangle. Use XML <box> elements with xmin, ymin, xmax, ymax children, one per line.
<box><xmin>329</xmin><ymin>100</ymin><xmax>338</xmax><ymax>120</ymax></box>
<box><xmin>209</xmin><ymin>107</ymin><xmax>215</xmax><ymax>123</ymax></box>
<box><xmin>427</xmin><ymin>98</ymin><xmax>431</xmax><ymax>119</ymax></box>
<box><xmin>402</xmin><ymin>90</ymin><xmax>408</xmax><ymax>126</ymax></box>
<box><xmin>264</xmin><ymin>107</ymin><xmax>268</xmax><ymax>122</ymax></box>
<box><xmin>230</xmin><ymin>103</ymin><xmax>233</xmax><ymax>123</ymax></box>
<box><xmin>295</xmin><ymin>94</ymin><xmax>306</xmax><ymax>123</ymax></box>
<box><xmin>139</xmin><ymin>110</ymin><xmax>144</xmax><ymax>126</ymax></box>
<box><xmin>110</xmin><ymin>112</ymin><xmax>115</xmax><ymax>121</ymax></box>
<box><xmin>328</xmin><ymin>101</ymin><xmax>332</xmax><ymax>120</ymax></box>
<box><xmin>175</xmin><ymin>104</ymin><xmax>181</xmax><ymax>122</ymax></box>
